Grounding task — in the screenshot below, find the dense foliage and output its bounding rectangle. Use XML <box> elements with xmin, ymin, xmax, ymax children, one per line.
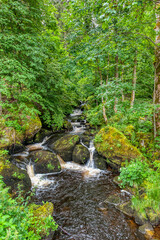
<box><xmin>0</xmin><ymin>0</ymin><xmax>160</xmax><ymax>233</ymax></box>
<box><xmin>0</xmin><ymin>0</ymin><xmax>76</xmax><ymax>129</ymax></box>
<box><xmin>119</xmin><ymin>159</ymin><xmax>160</xmax><ymax>217</ymax></box>
<box><xmin>0</xmin><ymin>176</ymin><xmax>57</xmax><ymax>239</ymax></box>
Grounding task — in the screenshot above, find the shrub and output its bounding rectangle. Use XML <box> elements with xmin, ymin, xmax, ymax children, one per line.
<box><xmin>0</xmin><ymin>176</ymin><xmax>58</xmax><ymax>240</ymax></box>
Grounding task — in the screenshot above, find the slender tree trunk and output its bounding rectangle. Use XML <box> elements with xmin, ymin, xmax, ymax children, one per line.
<box><xmin>121</xmin><ymin>66</ymin><xmax>125</xmax><ymax>102</ymax></box>
<box><xmin>153</xmin><ymin>70</ymin><xmax>157</xmax><ymax>138</ymax></box>
<box><xmin>106</xmin><ymin>55</ymin><xmax>109</xmax><ymax>86</ymax></box>
<box><xmin>130</xmin><ymin>52</ymin><xmax>137</xmax><ymax>108</ymax></box>
<box><xmin>154</xmin><ymin>1</ymin><xmax>160</xmax><ymax>139</ymax></box>
<box><xmin>0</xmin><ymin>92</ymin><xmax>2</xmax><ymax>115</ymax></box>
<box><xmin>114</xmin><ymin>55</ymin><xmax>118</xmax><ymax>113</ymax></box>
<box><xmin>97</xmin><ymin>60</ymin><xmax>108</xmax><ymax>124</ymax></box>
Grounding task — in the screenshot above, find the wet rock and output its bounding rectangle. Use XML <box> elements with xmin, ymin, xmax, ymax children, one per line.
<box><xmin>104</xmin><ymin>194</ymin><xmax>123</xmax><ymax>206</ymax></box>
<box><xmin>34</xmin><ymin>129</ymin><xmax>53</xmax><ymax>143</ymax></box>
<box><xmin>0</xmin><ymin>157</ymin><xmax>31</xmax><ymax>194</ymax></box>
<box><xmin>116</xmin><ymin>201</ymin><xmax>135</xmax><ymax>218</ymax></box>
<box><xmin>138</xmin><ymin>223</ymin><xmax>154</xmax><ymax>235</ymax></box>
<box><xmin>94</xmin><ymin>126</ymin><xmax>143</xmax><ymax>170</ymax></box>
<box><xmin>72</xmin><ymin>144</ymin><xmax>89</xmax><ymax>164</ymax></box>
<box><xmin>116</xmin><ymin>200</ymin><xmax>147</xmax><ymax>225</ymax></box>
<box><xmin>94</xmin><ymin>153</ymin><xmax>107</xmax><ymax>170</ymax></box>
<box><xmin>113</xmin><ymin>176</ymin><xmax>122</xmax><ymax>185</ymax></box>
<box><xmin>9</xmin><ymin>143</ymin><xmax>25</xmax><ymax>154</ymax></box>
<box><xmin>63</xmin><ymin>120</ymin><xmax>73</xmax><ymax>131</ymax></box>
<box><xmin>30</xmin><ymin>150</ymin><xmax>61</xmax><ymax>174</ymax></box>
<box><xmin>50</xmin><ymin>134</ymin><xmax>80</xmax><ymax>162</ymax></box>
<box><xmin>81</xmin><ymin>135</ymin><xmax>91</xmax><ymax>147</ymax></box>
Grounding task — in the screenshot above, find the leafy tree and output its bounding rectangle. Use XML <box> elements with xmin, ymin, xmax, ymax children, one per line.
<box><xmin>0</xmin><ymin>0</ymin><xmax>74</xmax><ymax>129</ymax></box>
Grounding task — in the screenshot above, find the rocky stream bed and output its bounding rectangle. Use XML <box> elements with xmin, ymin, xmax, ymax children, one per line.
<box><xmin>1</xmin><ymin>109</ymin><xmax>160</xmax><ymax>240</ymax></box>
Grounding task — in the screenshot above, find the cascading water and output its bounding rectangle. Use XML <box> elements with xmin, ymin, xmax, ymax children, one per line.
<box><xmin>26</xmin><ymin>162</ymin><xmax>55</xmax><ymax>187</ymax></box>
<box><xmin>69</xmin><ymin>109</ymin><xmax>86</xmax><ymax>134</ymax></box>
<box><xmin>10</xmin><ymin>108</ymin><xmax>143</xmax><ymax>240</ymax></box>
<box><xmin>86</xmin><ymin>140</ymin><xmax>95</xmax><ymax>169</ymax></box>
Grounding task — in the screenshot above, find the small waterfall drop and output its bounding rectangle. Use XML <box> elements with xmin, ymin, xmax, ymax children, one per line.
<box><xmin>26</xmin><ymin>162</ymin><xmax>54</xmax><ymax>188</ymax></box>
<box><xmin>86</xmin><ymin>140</ymin><xmax>95</xmax><ymax>169</ymax></box>
<box><xmin>69</xmin><ymin>109</ymin><xmax>86</xmax><ymax>134</ymax></box>
<box><xmin>57</xmin><ymin>140</ymin><xmax>100</xmax><ymax>178</ymax></box>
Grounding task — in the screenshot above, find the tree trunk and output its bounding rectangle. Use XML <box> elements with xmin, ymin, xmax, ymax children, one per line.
<box><xmin>106</xmin><ymin>55</ymin><xmax>109</xmax><ymax>86</ymax></box>
<box><xmin>121</xmin><ymin>66</ymin><xmax>125</xmax><ymax>102</ymax></box>
<box><xmin>130</xmin><ymin>52</ymin><xmax>137</xmax><ymax>108</ymax></box>
<box><xmin>0</xmin><ymin>92</ymin><xmax>2</xmax><ymax>115</ymax></box>
<box><xmin>114</xmin><ymin>55</ymin><xmax>118</xmax><ymax>113</ymax></box>
<box><xmin>97</xmin><ymin>61</ymin><xmax>108</xmax><ymax>124</ymax></box>
<box><xmin>154</xmin><ymin>1</ymin><xmax>160</xmax><ymax>138</ymax></box>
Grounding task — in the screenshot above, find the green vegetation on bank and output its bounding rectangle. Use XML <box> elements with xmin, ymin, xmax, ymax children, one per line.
<box><xmin>0</xmin><ymin>176</ymin><xmax>57</xmax><ymax>240</ymax></box>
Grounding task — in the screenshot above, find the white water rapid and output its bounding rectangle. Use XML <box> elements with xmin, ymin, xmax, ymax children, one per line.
<box><xmin>26</xmin><ymin>163</ymin><xmax>55</xmax><ymax>188</ymax></box>
<box><xmin>86</xmin><ymin>140</ymin><xmax>95</xmax><ymax>168</ymax></box>
<box><xmin>57</xmin><ymin>140</ymin><xmax>101</xmax><ymax>178</ymax></box>
<box><xmin>70</xmin><ymin>109</ymin><xmax>86</xmax><ymax>134</ymax></box>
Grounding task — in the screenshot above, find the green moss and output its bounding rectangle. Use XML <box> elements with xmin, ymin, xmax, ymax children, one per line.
<box><xmin>95</xmin><ymin>126</ymin><xmax>143</xmax><ymax>168</ymax></box>
<box><xmin>0</xmin><ymin>114</ymin><xmax>42</xmax><ymax>148</ymax></box>
<box><xmin>25</xmin><ymin>115</ymin><xmax>42</xmax><ymax>138</ymax></box>
<box><xmin>28</xmin><ymin>202</ymin><xmax>56</xmax><ymax>237</ymax></box>
<box><xmin>47</xmin><ymin>162</ymin><xmax>55</xmax><ymax>171</ymax></box>
<box><xmin>12</xmin><ymin>172</ymin><xmax>25</xmax><ymax>180</ymax></box>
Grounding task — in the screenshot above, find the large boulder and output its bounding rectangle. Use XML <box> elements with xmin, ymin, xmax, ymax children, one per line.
<box><xmin>72</xmin><ymin>144</ymin><xmax>89</xmax><ymax>164</ymax></box>
<box><xmin>94</xmin><ymin>126</ymin><xmax>143</xmax><ymax>170</ymax></box>
<box><xmin>0</xmin><ymin>118</ymin><xmax>24</xmax><ymax>149</ymax></box>
<box><xmin>0</xmin><ymin>156</ymin><xmax>31</xmax><ymax>194</ymax></box>
<box><xmin>50</xmin><ymin>134</ymin><xmax>80</xmax><ymax>162</ymax></box>
<box><xmin>94</xmin><ymin>153</ymin><xmax>107</xmax><ymax>170</ymax></box>
<box><xmin>29</xmin><ymin>202</ymin><xmax>57</xmax><ymax>239</ymax></box>
<box><xmin>29</xmin><ymin>150</ymin><xmax>61</xmax><ymax>174</ymax></box>
<box><xmin>0</xmin><ymin>115</ymin><xmax>42</xmax><ymax>149</ymax></box>
<box><xmin>34</xmin><ymin>128</ymin><xmax>53</xmax><ymax>143</ymax></box>
<box><xmin>24</xmin><ymin>115</ymin><xmax>42</xmax><ymax>141</ymax></box>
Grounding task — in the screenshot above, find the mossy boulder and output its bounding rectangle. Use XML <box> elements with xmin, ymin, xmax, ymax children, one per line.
<box><xmin>0</xmin><ymin>115</ymin><xmax>42</xmax><ymax>149</ymax></box>
<box><xmin>29</xmin><ymin>202</ymin><xmax>54</xmax><ymax>219</ymax></box>
<box><xmin>94</xmin><ymin>153</ymin><xmax>107</xmax><ymax>170</ymax></box>
<box><xmin>29</xmin><ymin>150</ymin><xmax>61</xmax><ymax>174</ymax></box>
<box><xmin>63</xmin><ymin>120</ymin><xmax>73</xmax><ymax>131</ymax></box>
<box><xmin>0</xmin><ymin>118</ymin><xmax>24</xmax><ymax>149</ymax></box>
<box><xmin>72</xmin><ymin>144</ymin><xmax>89</xmax><ymax>164</ymax></box>
<box><xmin>116</xmin><ymin>201</ymin><xmax>147</xmax><ymax>225</ymax></box>
<box><xmin>34</xmin><ymin>128</ymin><xmax>53</xmax><ymax>143</ymax></box>
<box><xmin>29</xmin><ymin>202</ymin><xmax>56</xmax><ymax>239</ymax></box>
<box><xmin>0</xmin><ymin>157</ymin><xmax>31</xmax><ymax>194</ymax></box>
<box><xmin>94</xmin><ymin>126</ymin><xmax>143</xmax><ymax>170</ymax></box>
<box><xmin>50</xmin><ymin>134</ymin><xmax>80</xmax><ymax>162</ymax></box>
<box><xmin>25</xmin><ymin>115</ymin><xmax>42</xmax><ymax>141</ymax></box>
<box><xmin>145</xmin><ymin>209</ymin><xmax>160</xmax><ymax>226</ymax></box>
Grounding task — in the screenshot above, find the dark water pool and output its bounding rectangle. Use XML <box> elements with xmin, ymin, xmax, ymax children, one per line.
<box><xmin>35</xmin><ymin>169</ymin><xmax>141</xmax><ymax>240</ymax></box>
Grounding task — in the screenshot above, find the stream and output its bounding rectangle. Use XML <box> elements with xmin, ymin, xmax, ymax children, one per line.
<box><xmin>12</xmin><ymin>109</ymin><xmax>142</xmax><ymax>240</ymax></box>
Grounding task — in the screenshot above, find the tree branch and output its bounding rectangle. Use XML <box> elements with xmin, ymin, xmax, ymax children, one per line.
<box><xmin>135</xmin><ymin>32</ymin><xmax>160</xmax><ymax>47</ymax></box>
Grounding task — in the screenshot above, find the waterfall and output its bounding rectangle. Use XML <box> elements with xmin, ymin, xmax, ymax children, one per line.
<box><xmin>26</xmin><ymin>163</ymin><xmax>35</xmax><ymax>178</ymax></box>
<box><xmin>80</xmin><ymin>140</ymin><xmax>95</xmax><ymax>169</ymax></box>
<box><xmin>86</xmin><ymin>140</ymin><xmax>95</xmax><ymax>169</ymax></box>
<box><xmin>69</xmin><ymin>109</ymin><xmax>86</xmax><ymax>134</ymax></box>
<box><xmin>57</xmin><ymin>139</ymin><xmax>100</xmax><ymax>178</ymax></box>
<box><xmin>26</xmin><ymin>162</ymin><xmax>54</xmax><ymax>187</ymax></box>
